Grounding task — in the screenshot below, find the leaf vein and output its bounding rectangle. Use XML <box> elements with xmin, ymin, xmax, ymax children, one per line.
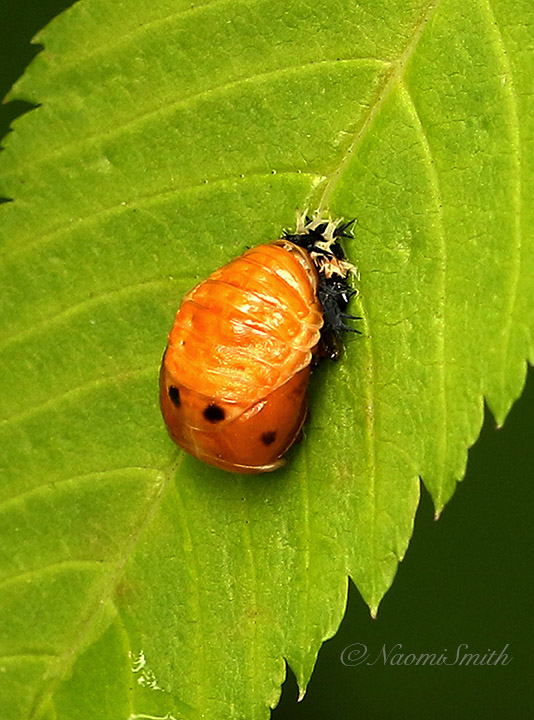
<box><xmin>0</xmin><ymin>278</ymin><xmax>181</xmax><ymax>354</ymax></box>
<box><xmin>0</xmin><ymin>365</ymin><xmax>157</xmax><ymax>429</ymax></box>
<box><xmin>34</xmin><ymin>0</ymin><xmax>224</xmax><ymax>70</ymax></box>
<box><xmin>28</xmin><ymin>456</ymin><xmax>183</xmax><ymax>719</ymax></box>
<box><xmin>0</xmin><ymin>467</ymin><xmax>164</xmax><ymax>516</ymax></box>
<box><xmin>0</xmin><ymin>559</ymin><xmax>112</xmax><ymax>594</ymax></box>
<box><xmin>2</xmin><ymin>170</ymin><xmax>323</xmax><ymax>262</ymax></box>
<box><xmin>482</xmin><ymin>0</ymin><xmax>524</xmax><ymax>395</ymax></box>
<box><xmin>170</xmin><ymin>480</ymin><xmax>205</xmax><ymax>708</ymax></box>
<box><xmin>319</xmin><ymin>0</ymin><xmax>443</xmax><ymax>210</ymax></box>
<box><xmin>399</xmin><ymin>81</ymin><xmax>448</xmax><ymax>498</ymax></box>
<box><xmin>6</xmin><ymin>57</ymin><xmax>389</xmax><ymax>179</ymax></box>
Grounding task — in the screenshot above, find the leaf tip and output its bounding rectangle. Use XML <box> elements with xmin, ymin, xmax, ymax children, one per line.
<box><xmin>297</xmin><ymin>686</ymin><xmax>307</xmax><ymax>702</ymax></box>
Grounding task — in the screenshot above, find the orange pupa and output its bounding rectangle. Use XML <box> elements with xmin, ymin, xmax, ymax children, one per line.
<box><xmin>160</xmin><ymin>213</ymin><xmax>358</xmax><ymax>473</ymax></box>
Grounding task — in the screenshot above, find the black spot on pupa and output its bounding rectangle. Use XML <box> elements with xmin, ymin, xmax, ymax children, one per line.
<box><xmin>168</xmin><ymin>386</ymin><xmax>180</xmax><ymax>407</ymax></box>
<box><xmin>204</xmin><ymin>403</ymin><xmax>225</xmax><ymax>422</ymax></box>
<box><xmin>261</xmin><ymin>431</ymin><xmax>277</xmax><ymax>446</ymax></box>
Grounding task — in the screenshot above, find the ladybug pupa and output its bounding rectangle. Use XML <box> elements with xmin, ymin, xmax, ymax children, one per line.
<box><xmin>159</xmin><ymin>212</ymin><xmax>359</xmax><ymax>473</ymax></box>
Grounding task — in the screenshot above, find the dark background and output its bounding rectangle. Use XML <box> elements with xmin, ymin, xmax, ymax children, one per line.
<box><xmin>2</xmin><ymin>3</ymin><xmax>533</xmax><ymax>717</ymax></box>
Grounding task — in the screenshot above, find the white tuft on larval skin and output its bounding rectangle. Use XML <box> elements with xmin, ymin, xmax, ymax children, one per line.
<box><xmin>294</xmin><ymin>210</ymin><xmax>359</xmax><ymax>279</ymax></box>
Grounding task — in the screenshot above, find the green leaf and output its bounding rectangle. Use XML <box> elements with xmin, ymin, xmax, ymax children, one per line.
<box><xmin>1</xmin><ymin>0</ymin><xmax>533</xmax><ymax>718</ymax></box>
